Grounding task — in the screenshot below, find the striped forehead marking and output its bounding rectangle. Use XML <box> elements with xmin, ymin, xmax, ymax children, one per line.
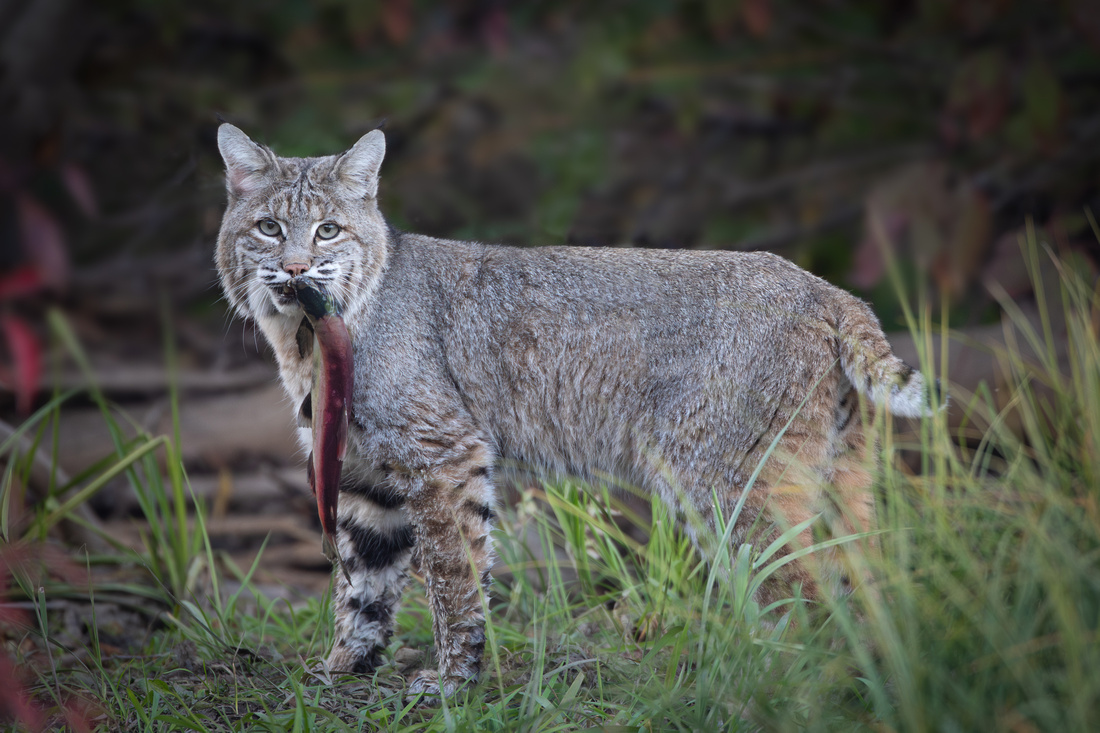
<box><xmin>270</xmin><ymin>158</ymin><xmax>336</xmax><ymax>220</ymax></box>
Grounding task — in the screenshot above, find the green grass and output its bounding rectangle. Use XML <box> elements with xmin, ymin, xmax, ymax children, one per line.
<box><xmin>2</xmin><ymin>235</ymin><xmax>1099</xmax><ymax>731</ymax></box>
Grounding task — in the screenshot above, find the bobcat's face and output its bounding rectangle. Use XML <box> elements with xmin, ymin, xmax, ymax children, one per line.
<box><xmin>219</xmin><ymin>163</ymin><xmax>372</xmax><ymax>321</ymax></box>
<box><xmin>215</xmin><ymin>125</ymin><xmax>388</xmax><ymax>327</ymax></box>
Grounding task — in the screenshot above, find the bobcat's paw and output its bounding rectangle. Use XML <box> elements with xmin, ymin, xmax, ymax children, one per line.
<box><xmin>405</xmin><ymin>669</ymin><xmax>472</xmax><ymax>703</ymax></box>
<box><xmin>325</xmin><ymin>645</ymin><xmax>381</xmax><ymax>675</ymax></box>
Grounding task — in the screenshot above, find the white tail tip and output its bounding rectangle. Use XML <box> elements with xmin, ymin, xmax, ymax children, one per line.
<box><xmin>888</xmin><ymin>372</ymin><xmax>947</xmax><ymax>417</ymax></box>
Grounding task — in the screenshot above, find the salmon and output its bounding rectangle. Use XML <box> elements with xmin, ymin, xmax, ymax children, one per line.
<box><xmin>293</xmin><ymin>279</ymin><xmax>353</xmax><ymax>581</ymax></box>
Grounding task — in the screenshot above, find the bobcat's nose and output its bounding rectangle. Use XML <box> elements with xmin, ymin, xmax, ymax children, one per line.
<box><xmin>282</xmin><ymin>261</ymin><xmax>311</xmax><ymax>277</ymax></box>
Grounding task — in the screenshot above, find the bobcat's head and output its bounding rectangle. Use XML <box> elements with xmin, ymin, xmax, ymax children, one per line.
<box><xmin>215</xmin><ymin>124</ymin><xmax>389</xmax><ymax>327</ymax></box>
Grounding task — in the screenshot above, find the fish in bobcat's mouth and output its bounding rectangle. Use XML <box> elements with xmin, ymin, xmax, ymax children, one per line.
<box><xmin>268</xmin><ymin>282</ymin><xmax>299</xmax><ymax>308</ymax></box>
<box><xmin>292</xmin><ymin>276</ymin><xmax>354</xmax><ymax>581</ymax></box>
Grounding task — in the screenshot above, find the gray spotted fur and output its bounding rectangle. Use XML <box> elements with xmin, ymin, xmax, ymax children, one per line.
<box><xmin>215</xmin><ymin>124</ymin><xmax>936</xmax><ymax>697</ymax></box>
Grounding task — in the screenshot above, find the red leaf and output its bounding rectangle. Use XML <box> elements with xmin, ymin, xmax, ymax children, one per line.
<box><xmin>0</xmin><ymin>314</ymin><xmax>42</xmax><ymax>415</ymax></box>
<box><xmin>743</xmin><ymin>0</ymin><xmax>771</xmax><ymax>37</ymax></box>
<box><xmin>0</xmin><ymin>266</ymin><xmax>44</xmax><ymax>301</ymax></box>
<box><xmin>61</xmin><ymin>699</ymin><xmax>96</xmax><ymax>733</ymax></box>
<box><xmin>0</xmin><ymin>605</ymin><xmax>28</xmax><ymax>628</ymax></box>
<box><xmin>16</xmin><ymin>194</ymin><xmax>69</xmax><ymax>291</ymax></box>
<box><xmin>482</xmin><ymin>6</ymin><xmax>509</xmax><ymax>57</ymax></box>
<box><xmin>381</xmin><ymin>0</ymin><xmax>412</xmax><ymax>45</ymax></box>
<box><xmin>0</xmin><ymin>654</ymin><xmax>44</xmax><ymax>730</ymax></box>
<box><xmin>61</xmin><ymin>164</ymin><xmax>99</xmax><ymax>219</ymax></box>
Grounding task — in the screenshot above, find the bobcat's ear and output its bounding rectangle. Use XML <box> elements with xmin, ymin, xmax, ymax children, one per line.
<box><xmin>217</xmin><ymin>124</ymin><xmax>275</xmax><ymax>198</ymax></box>
<box><xmin>334</xmin><ymin>129</ymin><xmax>385</xmax><ymax>199</ymax></box>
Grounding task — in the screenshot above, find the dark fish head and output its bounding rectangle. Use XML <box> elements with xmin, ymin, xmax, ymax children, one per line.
<box><xmin>288</xmin><ymin>277</ymin><xmax>337</xmax><ymax>319</ymax></box>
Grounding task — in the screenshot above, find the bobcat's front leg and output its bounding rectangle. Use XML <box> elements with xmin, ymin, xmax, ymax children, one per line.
<box><xmin>401</xmin><ymin>440</ymin><xmax>497</xmax><ymax>698</ymax></box>
<box><xmin>326</xmin><ymin>479</ymin><xmax>414</xmax><ymax>674</ymax></box>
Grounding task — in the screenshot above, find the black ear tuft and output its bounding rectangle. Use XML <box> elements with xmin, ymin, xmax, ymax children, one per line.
<box><xmin>372</xmin><ymin>117</ymin><xmax>387</xmax><ymax>131</ymax></box>
<box><xmin>215</xmin><ymin>112</ymin><xmax>228</xmax><ymax>124</ymax></box>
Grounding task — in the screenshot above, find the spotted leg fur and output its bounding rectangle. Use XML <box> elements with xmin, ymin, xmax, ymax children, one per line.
<box><xmin>325</xmin><ymin>445</ymin><xmax>496</xmax><ymax>699</ymax></box>
<box><xmin>325</xmin><ymin>480</ymin><xmax>414</xmax><ymax>674</ymax></box>
<box><xmin>402</xmin><ymin>442</ymin><xmax>497</xmax><ymax>697</ymax></box>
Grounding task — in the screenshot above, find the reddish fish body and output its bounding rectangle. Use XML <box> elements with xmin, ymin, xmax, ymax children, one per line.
<box><xmin>293</xmin><ymin>280</ymin><xmax>353</xmax><ymax>575</ymax></box>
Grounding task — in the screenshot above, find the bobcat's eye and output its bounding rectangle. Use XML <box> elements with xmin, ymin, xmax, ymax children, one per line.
<box><xmin>317</xmin><ymin>223</ymin><xmax>341</xmax><ymax>240</ymax></box>
<box><xmin>257</xmin><ymin>219</ymin><xmax>282</xmax><ymax>237</ymax></box>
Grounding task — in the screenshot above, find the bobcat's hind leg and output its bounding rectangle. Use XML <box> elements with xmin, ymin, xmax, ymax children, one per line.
<box><xmin>764</xmin><ymin>386</ymin><xmax>878</xmax><ymax>603</ymax></box>
<box><xmin>400</xmin><ymin>439</ymin><xmax>496</xmax><ymax>699</ymax></box>
<box><xmin>818</xmin><ymin>388</ymin><xmax>878</xmax><ymax>596</ymax></box>
<box><xmin>326</xmin><ymin>479</ymin><xmax>414</xmax><ymax>674</ymax></box>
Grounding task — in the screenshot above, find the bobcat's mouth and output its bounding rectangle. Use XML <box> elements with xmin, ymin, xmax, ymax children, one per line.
<box><xmin>261</xmin><ymin>274</ymin><xmax>342</xmax><ymax>316</ymax></box>
<box><xmin>271</xmin><ymin>277</ymin><xmax>339</xmax><ymax>312</ymax></box>
<box><xmin>273</xmin><ymin>284</ymin><xmax>299</xmax><ymax>307</ymax></box>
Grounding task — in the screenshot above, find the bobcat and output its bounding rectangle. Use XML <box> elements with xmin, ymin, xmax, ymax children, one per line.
<box><xmin>215</xmin><ymin>123</ymin><xmax>936</xmax><ymax>696</ymax></box>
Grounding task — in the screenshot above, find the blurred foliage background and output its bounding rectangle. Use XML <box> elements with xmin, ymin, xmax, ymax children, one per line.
<box><xmin>1</xmin><ymin>0</ymin><xmax>1099</xmax><ymax>406</ymax></box>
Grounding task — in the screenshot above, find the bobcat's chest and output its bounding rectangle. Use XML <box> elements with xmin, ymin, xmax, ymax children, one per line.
<box><xmin>256</xmin><ymin>311</ymin><xmax>314</xmax><ymax>401</ymax></box>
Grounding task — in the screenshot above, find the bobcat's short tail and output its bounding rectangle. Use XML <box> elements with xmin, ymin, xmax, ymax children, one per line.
<box><xmin>835</xmin><ymin>301</ymin><xmax>946</xmax><ymax>418</ymax></box>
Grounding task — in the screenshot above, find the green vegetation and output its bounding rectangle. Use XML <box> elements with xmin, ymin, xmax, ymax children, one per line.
<box><xmin>1</xmin><ymin>237</ymin><xmax>1097</xmax><ymax>731</ymax></box>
